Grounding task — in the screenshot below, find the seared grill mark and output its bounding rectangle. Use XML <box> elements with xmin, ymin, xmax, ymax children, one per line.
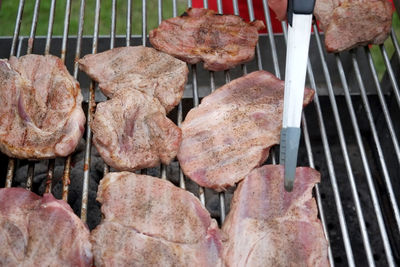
<box><xmin>178</xmin><ymin>71</ymin><xmax>314</xmax><ymax>191</ymax></box>
<box><xmin>314</xmin><ymin>0</ymin><xmax>392</xmax><ymax>52</ymax></box>
<box><xmin>222</xmin><ymin>166</ymin><xmax>329</xmax><ymax>266</ymax></box>
<box><xmin>91</xmin><ymin>89</ymin><xmax>181</xmax><ymax>172</ymax></box>
<box><xmin>0</xmin><ymin>188</ymin><xmax>93</xmax><ymax>266</ymax></box>
<box><xmin>78</xmin><ymin>46</ymin><xmax>188</xmax><ymax>113</ymax></box>
<box><xmin>91</xmin><ymin>172</ymin><xmax>223</xmax><ymax>266</ymax></box>
<box><xmin>0</xmin><ymin>54</ymin><xmax>85</xmax><ymax>159</ymax></box>
<box><xmin>149</xmin><ymin>8</ymin><xmax>265</xmax><ymax>71</ymax></box>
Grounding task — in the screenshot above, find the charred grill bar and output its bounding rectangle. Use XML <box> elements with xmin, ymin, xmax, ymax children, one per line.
<box><xmin>1</xmin><ymin>0</ymin><xmax>400</xmax><ymax>266</ymax></box>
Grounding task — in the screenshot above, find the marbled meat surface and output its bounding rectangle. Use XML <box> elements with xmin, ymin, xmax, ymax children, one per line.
<box><xmin>78</xmin><ymin>46</ymin><xmax>188</xmax><ymax>113</ymax></box>
<box><xmin>314</xmin><ymin>0</ymin><xmax>393</xmax><ymax>52</ymax></box>
<box><xmin>91</xmin><ymin>89</ymin><xmax>181</xmax><ymax>171</ymax></box>
<box><xmin>222</xmin><ymin>165</ymin><xmax>329</xmax><ymax>267</ymax></box>
<box><xmin>149</xmin><ymin>8</ymin><xmax>265</xmax><ymax>71</ymax></box>
<box><xmin>178</xmin><ymin>70</ymin><xmax>314</xmax><ymax>191</ymax></box>
<box><xmin>0</xmin><ymin>54</ymin><xmax>85</xmax><ymax>159</ymax></box>
<box><xmin>0</xmin><ymin>188</ymin><xmax>92</xmax><ymax>267</ymax></box>
<box><xmin>91</xmin><ymin>172</ymin><xmax>223</xmax><ymax>266</ymax></box>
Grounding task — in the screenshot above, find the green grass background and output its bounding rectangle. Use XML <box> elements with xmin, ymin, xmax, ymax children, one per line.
<box><xmin>0</xmin><ymin>0</ymin><xmax>187</xmax><ymax>36</ymax></box>
<box><xmin>0</xmin><ymin>0</ymin><xmax>399</xmax><ymax>79</ymax></box>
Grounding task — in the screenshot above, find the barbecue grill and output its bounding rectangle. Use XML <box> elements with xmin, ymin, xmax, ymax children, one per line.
<box><xmin>1</xmin><ymin>0</ymin><xmax>400</xmax><ymax>266</ymax></box>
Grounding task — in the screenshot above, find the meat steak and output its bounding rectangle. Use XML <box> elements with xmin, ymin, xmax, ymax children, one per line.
<box><xmin>78</xmin><ymin>46</ymin><xmax>188</xmax><ymax>112</ymax></box>
<box><xmin>0</xmin><ymin>188</ymin><xmax>92</xmax><ymax>267</ymax></box>
<box><xmin>222</xmin><ymin>165</ymin><xmax>329</xmax><ymax>267</ymax></box>
<box><xmin>177</xmin><ymin>70</ymin><xmax>314</xmax><ymax>191</ymax></box>
<box><xmin>314</xmin><ymin>0</ymin><xmax>393</xmax><ymax>52</ymax></box>
<box><xmin>149</xmin><ymin>8</ymin><xmax>265</xmax><ymax>71</ymax></box>
<box><xmin>0</xmin><ymin>54</ymin><xmax>85</xmax><ymax>159</ymax></box>
<box><xmin>91</xmin><ymin>89</ymin><xmax>181</xmax><ymax>171</ymax></box>
<box><xmin>91</xmin><ymin>172</ymin><xmax>223</xmax><ymax>266</ymax></box>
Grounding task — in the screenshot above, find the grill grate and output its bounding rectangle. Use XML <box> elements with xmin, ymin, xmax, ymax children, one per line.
<box><xmin>1</xmin><ymin>0</ymin><xmax>400</xmax><ymax>266</ymax></box>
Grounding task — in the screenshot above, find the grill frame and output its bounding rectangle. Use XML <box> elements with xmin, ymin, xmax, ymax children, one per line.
<box><xmin>1</xmin><ymin>0</ymin><xmax>400</xmax><ymax>266</ymax></box>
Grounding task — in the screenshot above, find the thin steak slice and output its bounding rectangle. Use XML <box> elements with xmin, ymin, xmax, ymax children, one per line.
<box><xmin>91</xmin><ymin>89</ymin><xmax>181</xmax><ymax>171</ymax></box>
<box><xmin>149</xmin><ymin>8</ymin><xmax>265</xmax><ymax>71</ymax></box>
<box><xmin>0</xmin><ymin>54</ymin><xmax>85</xmax><ymax>159</ymax></box>
<box><xmin>178</xmin><ymin>70</ymin><xmax>314</xmax><ymax>191</ymax></box>
<box><xmin>0</xmin><ymin>188</ymin><xmax>92</xmax><ymax>267</ymax></box>
<box><xmin>314</xmin><ymin>0</ymin><xmax>392</xmax><ymax>52</ymax></box>
<box><xmin>91</xmin><ymin>172</ymin><xmax>223</xmax><ymax>266</ymax></box>
<box><xmin>222</xmin><ymin>165</ymin><xmax>329</xmax><ymax>267</ymax></box>
<box><xmin>78</xmin><ymin>46</ymin><xmax>188</xmax><ymax>112</ymax></box>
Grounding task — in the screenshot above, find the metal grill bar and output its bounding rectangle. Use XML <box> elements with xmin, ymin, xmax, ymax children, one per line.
<box><xmin>391</xmin><ymin>29</ymin><xmax>400</xmax><ymax>61</ymax></box>
<box><xmin>231</xmin><ymin>0</ymin><xmax>248</xmax><ymax>76</ymax></box>
<box><xmin>246</xmin><ymin>0</ymin><xmax>278</xmax><ymax>166</ymax></box>
<box><xmin>247</xmin><ymin>0</ymin><xmax>263</xmax><ymax>71</ymax></box>
<box><xmin>261</xmin><ymin>0</ymin><xmax>280</xmax><ymax>78</ymax></box>
<box><xmin>380</xmin><ymin>45</ymin><xmax>400</xmax><ymax>109</ymax></box>
<box><xmin>43</xmin><ymin>0</ymin><xmax>56</xmax><ymax>195</ymax></box>
<box><xmin>210</xmin><ymin>0</ymin><xmax>227</xmax><ymax>225</ymax></box>
<box><xmin>24</xmin><ymin>0</ymin><xmax>42</xmax><ymax>191</ymax></box>
<box><xmin>157</xmin><ymin>0</ymin><xmax>167</xmax><ymax>181</ymax></box>
<box><xmin>126</xmin><ymin>0</ymin><xmax>132</xmax><ymax>46</ymax></box>
<box><xmin>45</xmin><ymin>159</ymin><xmax>55</xmax><ymax>193</ymax></box>
<box><xmin>192</xmin><ymin>65</ymin><xmax>206</xmax><ymax>205</ymax></box>
<box><xmin>305</xmin><ymin>46</ymin><xmax>356</xmax><ymax>267</ymax></box>
<box><xmin>171</xmin><ymin>0</ymin><xmax>185</xmax><ymax>190</ymax></box>
<box><xmin>314</xmin><ymin>25</ymin><xmax>375</xmax><ymax>266</ymax></box>
<box><xmin>27</xmin><ymin>0</ymin><xmax>40</xmax><ymax>55</ymax></box>
<box><xmin>139</xmin><ymin>0</ymin><xmax>149</xmax><ymax>177</ymax></box>
<box><xmin>301</xmin><ymin>113</ymin><xmax>334</xmax><ymax>265</ymax></box>
<box><xmin>44</xmin><ymin>0</ymin><xmax>56</xmax><ymax>55</ymax></box>
<box><xmin>73</xmin><ymin>0</ymin><xmax>86</xmax><ymax>79</ymax></box>
<box><xmin>142</xmin><ymin>0</ymin><xmax>147</xmax><ymax>46</ymax></box>
<box><xmin>365</xmin><ymin>48</ymin><xmax>400</xmax><ymax>164</ymax></box>
<box><xmin>186</xmin><ymin>0</ymin><xmax>206</xmax><ymax>206</ymax></box>
<box><xmin>177</xmin><ymin>99</ymin><xmax>186</xmax><ymax>189</ymax></box>
<box><xmin>158</xmin><ymin>0</ymin><xmax>163</xmax><ymax>24</ymax></box>
<box><xmin>61</xmin><ymin>0</ymin><xmax>71</xmax><ymax>61</ymax></box>
<box><xmin>81</xmin><ymin>0</ymin><xmax>101</xmax><ymax>223</ymax></box>
<box><xmin>217</xmin><ymin>0</ymin><xmax>223</xmax><ymax>13</ymax></box>
<box><xmin>354</xmin><ymin>50</ymin><xmax>400</xmax><ymax>233</ymax></box>
<box><xmin>26</xmin><ymin>163</ymin><xmax>34</xmax><ymax>191</ymax></box>
<box><xmin>190</xmin><ymin>66</ymin><xmax>199</xmax><ymax>108</ymax></box>
<box><xmin>10</xmin><ymin>0</ymin><xmax>25</xmax><ymax>57</ymax></box>
<box><xmin>64</xmin><ymin>0</ymin><xmax>86</xmax><ymax>202</ymax></box>
<box><xmin>335</xmin><ymin>53</ymin><xmax>394</xmax><ymax>265</ymax></box>
<box><xmin>102</xmin><ymin>0</ymin><xmax>117</xmax><ymax>178</ymax></box>
<box><xmin>111</xmin><ymin>0</ymin><xmax>117</xmax><ymax>49</ymax></box>
<box><xmin>5</xmin><ymin>160</ymin><xmax>15</xmax><ymax>188</ymax></box>
<box><xmin>60</xmin><ymin>0</ymin><xmax>73</xmax><ymax>200</ymax></box>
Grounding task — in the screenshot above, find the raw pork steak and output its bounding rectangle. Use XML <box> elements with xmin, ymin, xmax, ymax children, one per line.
<box><xmin>178</xmin><ymin>70</ymin><xmax>314</xmax><ymax>191</ymax></box>
<box><xmin>222</xmin><ymin>165</ymin><xmax>329</xmax><ymax>267</ymax></box>
<box><xmin>0</xmin><ymin>188</ymin><xmax>92</xmax><ymax>267</ymax></box>
<box><xmin>91</xmin><ymin>172</ymin><xmax>223</xmax><ymax>266</ymax></box>
<box><xmin>149</xmin><ymin>8</ymin><xmax>265</xmax><ymax>71</ymax></box>
<box><xmin>314</xmin><ymin>0</ymin><xmax>392</xmax><ymax>52</ymax></box>
<box><xmin>0</xmin><ymin>55</ymin><xmax>85</xmax><ymax>159</ymax></box>
<box><xmin>78</xmin><ymin>46</ymin><xmax>188</xmax><ymax>112</ymax></box>
<box><xmin>91</xmin><ymin>89</ymin><xmax>181</xmax><ymax>171</ymax></box>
